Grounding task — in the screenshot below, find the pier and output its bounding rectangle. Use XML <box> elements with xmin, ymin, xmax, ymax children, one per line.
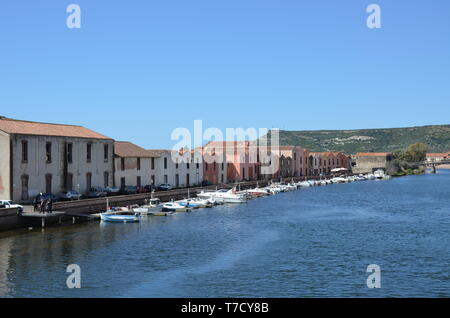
<box><xmin>20</xmin><ymin>211</ymin><xmax>65</xmax><ymax>228</ymax></box>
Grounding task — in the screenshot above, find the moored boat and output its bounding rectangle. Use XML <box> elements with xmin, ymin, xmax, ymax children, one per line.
<box><xmin>100</xmin><ymin>213</ymin><xmax>140</xmax><ymax>223</ymax></box>
<box><xmin>162</xmin><ymin>202</ymin><xmax>193</xmax><ymax>212</ymax></box>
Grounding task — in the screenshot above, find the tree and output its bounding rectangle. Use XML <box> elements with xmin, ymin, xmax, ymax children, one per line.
<box><xmin>405</xmin><ymin>143</ymin><xmax>428</xmax><ymax>163</ymax></box>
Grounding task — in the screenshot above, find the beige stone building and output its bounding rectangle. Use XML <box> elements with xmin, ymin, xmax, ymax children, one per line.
<box><xmin>0</xmin><ymin>117</ymin><xmax>114</xmax><ymax>202</ymax></box>
<box><xmin>351</xmin><ymin>153</ymin><xmax>393</xmax><ymax>174</ymax></box>
<box><xmin>147</xmin><ymin>148</ymin><xmax>204</xmax><ymax>188</ymax></box>
<box><xmin>114</xmin><ymin>141</ymin><xmax>161</xmax><ymax>188</ymax></box>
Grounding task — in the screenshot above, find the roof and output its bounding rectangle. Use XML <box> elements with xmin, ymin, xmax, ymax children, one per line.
<box><xmin>115</xmin><ymin>141</ymin><xmax>159</xmax><ymax>158</ymax></box>
<box><xmin>0</xmin><ymin>117</ymin><xmax>112</xmax><ymax>140</ymax></box>
<box><xmin>205</xmin><ymin>141</ymin><xmax>254</xmax><ymax>149</ymax></box>
<box><xmin>426</xmin><ymin>153</ymin><xmax>449</xmax><ymax>157</ymax></box>
<box><xmin>146</xmin><ymin>149</ymin><xmax>168</xmax><ymax>157</ymax></box>
<box><xmin>355</xmin><ymin>152</ymin><xmax>391</xmax><ymax>157</ymax></box>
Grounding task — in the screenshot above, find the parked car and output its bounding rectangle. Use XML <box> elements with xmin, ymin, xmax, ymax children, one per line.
<box><xmin>157</xmin><ymin>183</ymin><xmax>173</xmax><ymax>191</ymax></box>
<box><xmin>104</xmin><ymin>187</ymin><xmax>120</xmax><ymax>196</ymax></box>
<box><xmin>86</xmin><ymin>187</ymin><xmax>107</xmax><ymax>198</ymax></box>
<box><xmin>60</xmin><ymin>190</ymin><xmax>82</xmax><ymax>201</ymax></box>
<box><xmin>119</xmin><ymin>185</ymin><xmax>138</xmax><ymax>195</ymax></box>
<box><xmin>0</xmin><ymin>200</ymin><xmax>24</xmax><ymax>213</ymax></box>
<box><xmin>32</xmin><ymin>193</ymin><xmax>60</xmax><ymax>205</ymax></box>
<box><xmin>136</xmin><ymin>186</ymin><xmax>149</xmax><ymax>194</ymax></box>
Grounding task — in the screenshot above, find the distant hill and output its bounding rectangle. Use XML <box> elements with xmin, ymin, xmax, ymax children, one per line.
<box><xmin>260</xmin><ymin>125</ymin><xmax>450</xmax><ymax>154</ymax></box>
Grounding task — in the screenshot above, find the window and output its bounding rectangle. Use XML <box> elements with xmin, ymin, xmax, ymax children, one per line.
<box><xmin>137</xmin><ymin>158</ymin><xmax>141</xmax><ymax>170</ymax></box>
<box><xmin>137</xmin><ymin>176</ymin><xmax>141</xmax><ymax>187</ymax></box>
<box><xmin>67</xmin><ymin>143</ymin><xmax>73</xmax><ymax>163</ymax></box>
<box><xmin>45</xmin><ymin>142</ymin><xmax>52</xmax><ymax>163</ymax></box>
<box><xmin>196</xmin><ymin>162</ymin><xmax>199</xmax><ymax>169</ymax></box>
<box><xmin>205</xmin><ymin>163</ymin><xmax>208</xmax><ymax>171</ymax></box>
<box><xmin>221</xmin><ymin>174</ymin><xmax>224</xmax><ymax>183</ymax></box>
<box><xmin>164</xmin><ymin>157</ymin><xmax>167</xmax><ymax>169</ymax></box>
<box><xmin>151</xmin><ymin>158</ymin><xmax>155</xmax><ymax>169</ymax></box>
<box><xmin>45</xmin><ymin>174</ymin><xmax>52</xmax><ymax>193</ymax></box>
<box><xmin>175</xmin><ymin>159</ymin><xmax>178</xmax><ymax>169</ymax></box>
<box><xmin>164</xmin><ymin>175</ymin><xmax>168</xmax><ymax>184</ymax></box>
<box><xmin>186</xmin><ymin>173</ymin><xmax>190</xmax><ymax>186</ymax></box>
<box><xmin>104</xmin><ymin>172</ymin><xmax>109</xmax><ymax>187</ymax></box>
<box><xmin>104</xmin><ymin>144</ymin><xmax>109</xmax><ymax>162</ymax></box>
<box><xmin>221</xmin><ymin>163</ymin><xmax>224</xmax><ymax>170</ymax></box>
<box><xmin>22</xmin><ymin>140</ymin><xmax>28</xmax><ymax>163</ymax></box>
<box><xmin>120</xmin><ymin>177</ymin><xmax>125</xmax><ymax>187</ymax></box>
<box><xmin>187</xmin><ymin>162</ymin><xmax>190</xmax><ymax>169</ymax></box>
<box><xmin>121</xmin><ymin>158</ymin><xmax>125</xmax><ymax>171</ymax></box>
<box><xmin>86</xmin><ymin>173</ymin><xmax>92</xmax><ymax>190</ymax></box>
<box><xmin>86</xmin><ymin>143</ymin><xmax>92</xmax><ymax>163</ymax></box>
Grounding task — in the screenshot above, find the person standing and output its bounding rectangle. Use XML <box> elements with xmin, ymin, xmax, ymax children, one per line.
<box><xmin>39</xmin><ymin>198</ymin><xmax>46</xmax><ymax>213</ymax></box>
<box><xmin>47</xmin><ymin>199</ymin><xmax>53</xmax><ymax>213</ymax></box>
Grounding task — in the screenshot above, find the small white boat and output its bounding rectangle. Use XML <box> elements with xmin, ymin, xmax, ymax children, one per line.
<box><xmin>331</xmin><ymin>177</ymin><xmax>347</xmax><ymax>183</ymax></box>
<box><xmin>374</xmin><ymin>169</ymin><xmax>386</xmax><ymax>179</ymax></box>
<box><xmin>298</xmin><ymin>181</ymin><xmax>311</xmax><ymax>188</ymax></box>
<box><xmin>247</xmin><ymin>188</ymin><xmax>270</xmax><ymax>197</ymax></box>
<box><xmin>197</xmin><ymin>188</ymin><xmax>246</xmax><ymax>203</ymax></box>
<box><xmin>132</xmin><ymin>198</ymin><xmax>162</xmax><ymax>214</ymax></box>
<box><xmin>162</xmin><ymin>202</ymin><xmax>192</xmax><ymax>212</ymax></box>
<box><xmin>100</xmin><ymin>213</ymin><xmax>140</xmax><ymax>223</ymax></box>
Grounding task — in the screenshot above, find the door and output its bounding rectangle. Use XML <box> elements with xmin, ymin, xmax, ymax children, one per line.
<box><xmin>186</xmin><ymin>173</ymin><xmax>190</xmax><ymax>187</ymax></box>
<box><xmin>21</xmin><ymin>175</ymin><xmax>29</xmax><ymax>201</ymax></box>
<box><xmin>67</xmin><ymin>173</ymin><xmax>73</xmax><ymax>190</ymax></box>
<box><xmin>175</xmin><ymin>174</ymin><xmax>179</xmax><ymax>187</ymax></box>
<box><xmin>45</xmin><ymin>174</ymin><xmax>52</xmax><ymax>194</ymax></box>
<box><xmin>86</xmin><ymin>173</ymin><xmax>92</xmax><ymax>190</ymax></box>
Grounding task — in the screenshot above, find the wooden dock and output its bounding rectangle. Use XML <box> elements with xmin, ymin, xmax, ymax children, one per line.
<box><xmin>20</xmin><ymin>211</ymin><xmax>66</xmax><ymax>228</ymax></box>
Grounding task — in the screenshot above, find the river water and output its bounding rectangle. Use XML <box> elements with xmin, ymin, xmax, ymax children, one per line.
<box><xmin>0</xmin><ymin>171</ymin><xmax>449</xmax><ymax>297</ymax></box>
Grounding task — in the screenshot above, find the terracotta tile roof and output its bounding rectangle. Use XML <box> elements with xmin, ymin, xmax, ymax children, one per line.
<box><xmin>146</xmin><ymin>149</ymin><xmax>170</xmax><ymax>157</ymax></box>
<box><xmin>0</xmin><ymin>117</ymin><xmax>112</xmax><ymax>140</ymax></box>
<box><xmin>426</xmin><ymin>153</ymin><xmax>449</xmax><ymax>157</ymax></box>
<box><xmin>115</xmin><ymin>141</ymin><xmax>158</xmax><ymax>158</ymax></box>
<box><xmin>355</xmin><ymin>152</ymin><xmax>391</xmax><ymax>157</ymax></box>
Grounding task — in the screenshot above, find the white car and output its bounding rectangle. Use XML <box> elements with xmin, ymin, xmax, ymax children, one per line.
<box><xmin>0</xmin><ymin>200</ymin><xmax>24</xmax><ymax>212</ymax></box>
<box><xmin>60</xmin><ymin>190</ymin><xmax>82</xmax><ymax>200</ymax></box>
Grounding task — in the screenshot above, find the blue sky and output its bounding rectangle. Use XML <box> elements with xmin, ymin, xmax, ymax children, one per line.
<box><xmin>1</xmin><ymin>0</ymin><xmax>449</xmax><ymax>148</ymax></box>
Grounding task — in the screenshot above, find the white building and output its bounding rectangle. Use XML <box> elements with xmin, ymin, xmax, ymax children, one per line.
<box><xmin>149</xmin><ymin>149</ymin><xmax>203</xmax><ymax>188</ymax></box>
<box><xmin>114</xmin><ymin>141</ymin><xmax>160</xmax><ymax>188</ymax></box>
<box><xmin>0</xmin><ymin>117</ymin><xmax>114</xmax><ymax>202</ymax></box>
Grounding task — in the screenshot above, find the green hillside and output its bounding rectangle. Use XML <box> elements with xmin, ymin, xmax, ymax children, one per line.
<box><xmin>260</xmin><ymin>125</ymin><xmax>450</xmax><ymax>154</ymax></box>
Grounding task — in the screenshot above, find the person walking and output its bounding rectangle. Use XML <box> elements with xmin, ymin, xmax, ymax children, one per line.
<box><xmin>39</xmin><ymin>198</ymin><xmax>46</xmax><ymax>214</ymax></box>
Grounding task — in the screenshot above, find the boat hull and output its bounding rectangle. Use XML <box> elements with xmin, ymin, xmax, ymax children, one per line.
<box><xmin>100</xmin><ymin>213</ymin><xmax>140</xmax><ymax>223</ymax></box>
